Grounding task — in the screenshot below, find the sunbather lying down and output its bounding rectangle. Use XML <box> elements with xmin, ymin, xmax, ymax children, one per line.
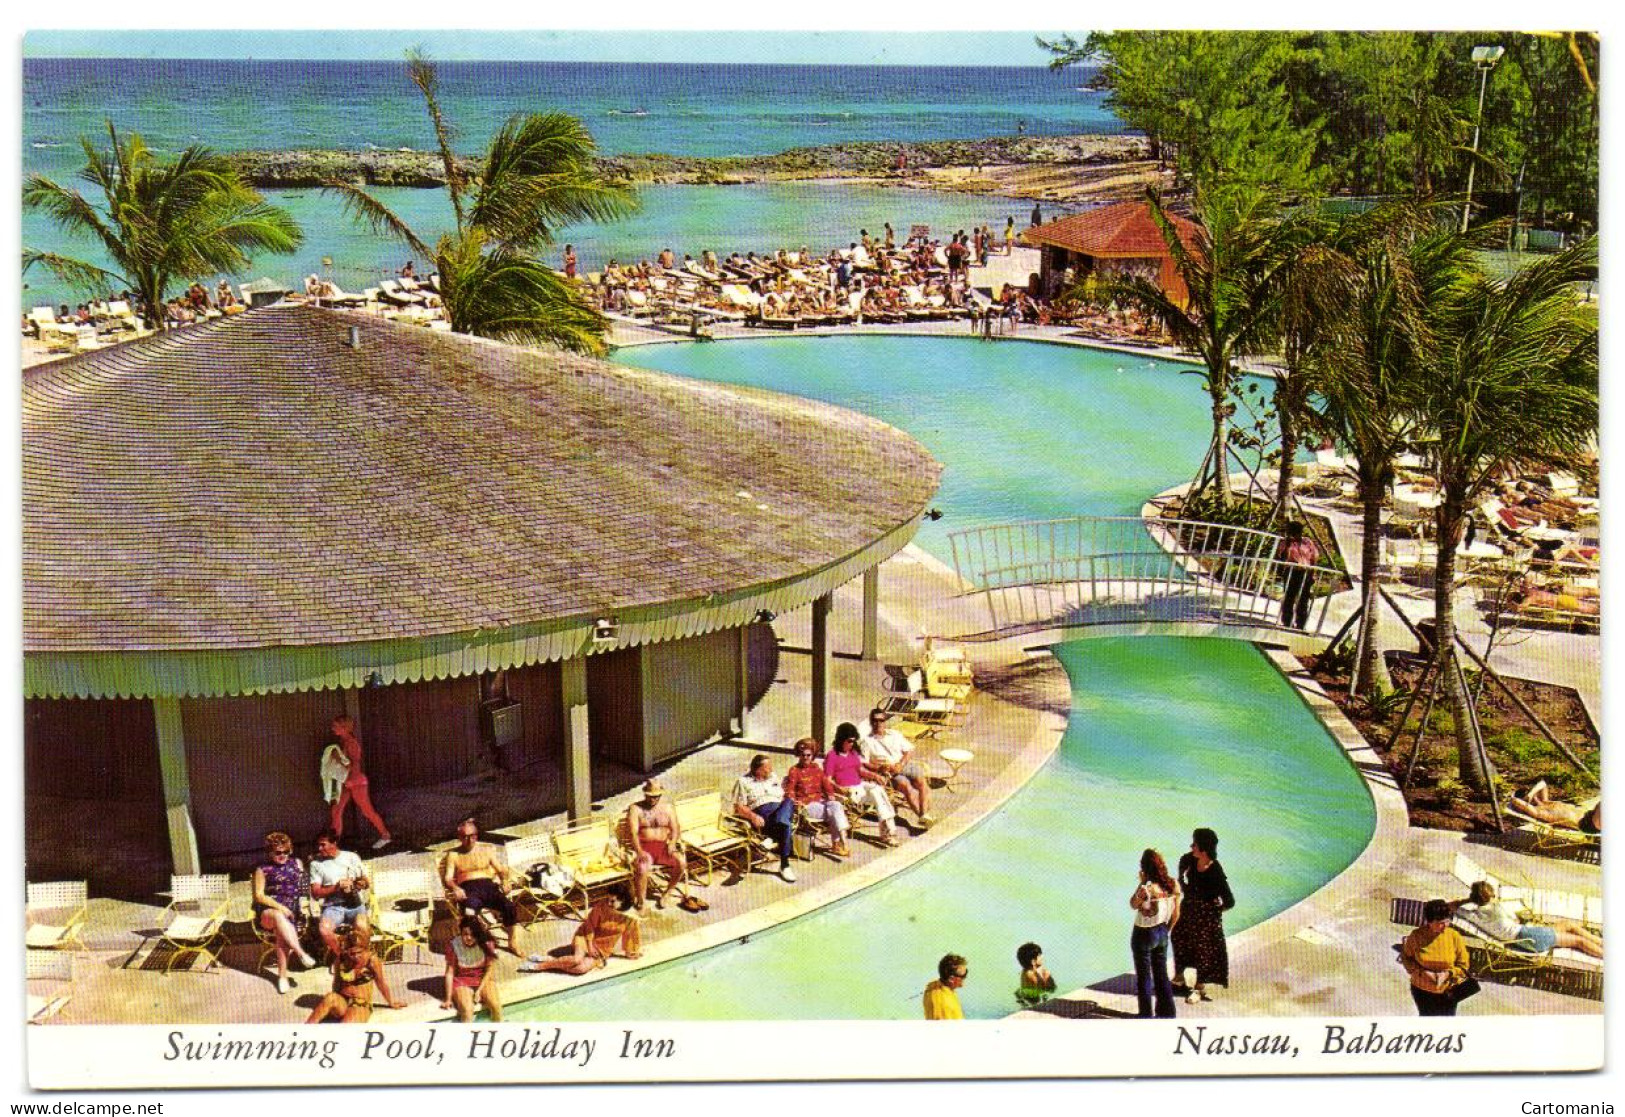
<box><xmin>1455</xmin><ymin>881</ymin><xmax>1603</xmax><ymax>960</ymax></box>
<box><xmin>1509</xmin><ymin>781</ymin><xmax>1601</xmax><ymax>834</ymax></box>
<box><xmin>519</xmin><ymin>894</ymin><xmax>641</xmax><ymax>975</ymax></box>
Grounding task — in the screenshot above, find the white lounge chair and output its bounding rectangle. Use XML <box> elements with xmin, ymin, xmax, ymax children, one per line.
<box><xmin>27</xmin><ymin>952</ymin><xmax>74</xmax><ymax>1023</ymax></box>
<box><xmin>26</xmin><ymin>881</ymin><xmax>88</xmax><ymax>951</ymax></box>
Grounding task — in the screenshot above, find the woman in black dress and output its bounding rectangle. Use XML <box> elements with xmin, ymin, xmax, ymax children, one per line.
<box><xmin>1171</xmin><ymin>827</ymin><xmax>1235</xmax><ymax>1002</ymax></box>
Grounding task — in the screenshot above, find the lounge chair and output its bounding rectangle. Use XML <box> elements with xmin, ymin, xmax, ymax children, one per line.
<box><xmin>153</xmin><ymin>873</ymin><xmax>231</xmax><ymax>973</ymax></box>
<box><xmin>376</xmin><ymin>279</ymin><xmax>426</xmax><ymax>307</ymax></box>
<box><xmin>26</xmin><ymin>952</ymin><xmax>74</xmax><ymax>1024</ymax></box>
<box><xmin>25</xmin><ymin>881</ymin><xmax>88</xmax><ymax>952</ymax></box>
<box><xmin>318</xmin><ymin>283</ymin><xmax>368</xmax><ymax>308</ymax></box>
<box><xmin>1451</xmin><ymin>852</ymin><xmax>1600</xmax><ymax>928</ymax></box>
<box><xmin>674</xmin><ymin>790</ymin><xmax>757</xmax><ymax>885</ymax></box>
<box><xmin>367</xmin><ymin>866</ymin><xmax>436</xmax><ymax>964</ymax></box>
<box><xmin>1502</xmin><ymin>815</ymin><xmax>1601</xmax><ymax>864</ymax></box>
<box><xmin>550</xmin><ymin>817</ymin><xmax>633</xmax><ymax>913</ymax></box>
<box><xmin>501</xmin><ymin>833</ymin><xmax>584</xmax><ymax>924</ymax></box>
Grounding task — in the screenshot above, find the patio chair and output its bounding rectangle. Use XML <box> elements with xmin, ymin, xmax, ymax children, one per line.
<box><xmin>550</xmin><ymin>816</ymin><xmax>633</xmax><ymax>913</ymax></box>
<box><xmin>154</xmin><ymin>873</ymin><xmax>231</xmax><ymax>973</ymax></box>
<box><xmin>367</xmin><ymin>866</ymin><xmax>436</xmax><ymax>964</ymax></box>
<box><xmin>249</xmin><ymin>893</ymin><xmax>319</xmax><ymax>975</ymax></box>
<box><xmin>501</xmin><ymin>833</ymin><xmax>584</xmax><ymax>924</ymax></box>
<box><xmin>26</xmin><ymin>951</ymin><xmax>74</xmax><ymax>1024</ymax></box>
<box><xmin>674</xmin><ymin>790</ymin><xmax>757</xmax><ymax>884</ymax></box>
<box><xmin>1505</xmin><ymin>818</ymin><xmax>1601</xmax><ymax>865</ymax></box>
<box><xmin>25</xmin><ymin>880</ymin><xmax>88</xmax><ymax>951</ymax></box>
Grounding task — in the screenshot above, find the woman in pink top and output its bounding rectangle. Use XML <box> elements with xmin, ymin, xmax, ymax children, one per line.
<box><xmin>823</xmin><ymin>722</ymin><xmax>898</xmax><ymax>846</ymax></box>
<box><xmin>1277</xmin><ymin>521</ymin><xmax>1321</xmax><ymax>630</ymax></box>
<box><xmin>329</xmin><ymin>715</ymin><xmax>393</xmax><ymax>850</ymax></box>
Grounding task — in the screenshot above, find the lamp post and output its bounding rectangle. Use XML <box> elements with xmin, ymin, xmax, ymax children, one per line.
<box><xmin>1461</xmin><ymin>44</ymin><xmax>1505</xmax><ymax>234</ymax></box>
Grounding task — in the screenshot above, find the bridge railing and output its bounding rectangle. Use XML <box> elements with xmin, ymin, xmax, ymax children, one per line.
<box><xmin>946</xmin><ymin>516</ymin><xmax>1347</xmax><ymax>637</ymax></box>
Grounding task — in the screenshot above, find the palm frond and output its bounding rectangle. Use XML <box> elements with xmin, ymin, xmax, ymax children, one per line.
<box><xmin>407</xmin><ymin>48</ymin><xmax>467</xmax><ymax>225</ymax></box>
<box><xmin>21</xmin><ymin>250</ymin><xmax>126</xmax><ymax>295</ymax></box>
<box><xmin>321</xmin><ymin>181</ymin><xmax>433</xmax><ymax>260</ymax></box>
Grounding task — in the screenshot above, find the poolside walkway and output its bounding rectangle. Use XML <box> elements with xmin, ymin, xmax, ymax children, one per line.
<box><xmin>33</xmin><ymin>545</ymin><xmax>1072</xmax><ymax>1026</ymax></box>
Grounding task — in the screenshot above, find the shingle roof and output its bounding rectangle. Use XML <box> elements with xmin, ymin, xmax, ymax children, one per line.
<box><xmin>1023</xmin><ymin>199</ymin><xmax>1201</xmax><ymax>258</ymax></box>
<box><xmin>23</xmin><ymin>306</ymin><xmax>941</xmax><ymax>654</ymax></box>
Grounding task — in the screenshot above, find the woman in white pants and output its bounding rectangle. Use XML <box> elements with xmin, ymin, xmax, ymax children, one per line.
<box><xmin>823</xmin><ymin>722</ymin><xmax>898</xmax><ymax>846</ymax></box>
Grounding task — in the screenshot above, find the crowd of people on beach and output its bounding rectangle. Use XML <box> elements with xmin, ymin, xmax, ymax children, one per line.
<box><xmin>577</xmin><ymin>221</ymin><xmax>1165</xmax><ymax>344</ymax></box>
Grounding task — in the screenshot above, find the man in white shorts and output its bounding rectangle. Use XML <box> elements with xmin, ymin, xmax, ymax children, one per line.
<box><xmin>859</xmin><ymin>708</ymin><xmax>933</xmax><ymax>827</ymax></box>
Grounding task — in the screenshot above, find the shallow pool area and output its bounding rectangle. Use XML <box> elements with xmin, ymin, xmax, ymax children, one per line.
<box><xmin>498</xmin><ymin>337</ymin><xmax>1373</xmax><ymax>1021</ymax></box>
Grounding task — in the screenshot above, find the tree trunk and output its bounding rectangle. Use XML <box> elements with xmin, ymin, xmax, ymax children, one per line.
<box><xmin>1350</xmin><ymin>476</ymin><xmax>1385</xmax><ymax>701</ymax></box>
<box><xmin>1274</xmin><ymin>391</ymin><xmax>1299</xmax><ymax>523</ymax></box>
<box><xmin>1208</xmin><ymin>383</ymin><xmax>1231</xmax><ymax>503</ymax></box>
<box><xmin>1433</xmin><ymin>492</ymin><xmax>1491</xmax><ymax>793</ymax></box>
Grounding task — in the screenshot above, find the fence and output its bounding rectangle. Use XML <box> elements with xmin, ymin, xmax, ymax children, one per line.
<box><xmin>946</xmin><ymin>515</ymin><xmax>1346</xmax><ymax>638</ymax></box>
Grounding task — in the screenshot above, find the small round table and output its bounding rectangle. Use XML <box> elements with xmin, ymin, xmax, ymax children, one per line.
<box><xmin>938</xmin><ymin>748</ymin><xmax>975</xmax><ymax>794</ymax></box>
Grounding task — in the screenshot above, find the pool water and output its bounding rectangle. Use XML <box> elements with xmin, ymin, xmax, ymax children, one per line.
<box><xmin>610</xmin><ymin>334</ymin><xmax>1224</xmax><ymax>557</ymax></box>
<box><xmin>502</xmin><ymin>337</ymin><xmax>1372</xmax><ymax>1021</ymax></box>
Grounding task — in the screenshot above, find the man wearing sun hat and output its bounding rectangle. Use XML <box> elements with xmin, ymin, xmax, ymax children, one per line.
<box><xmin>627</xmin><ymin>779</ymin><xmax>697</xmax><ymax>912</ymax></box>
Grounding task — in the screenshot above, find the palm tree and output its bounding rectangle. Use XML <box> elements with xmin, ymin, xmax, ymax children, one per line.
<box><xmin>326</xmin><ymin>50</ymin><xmax>635</xmax><ymax>355</ymax></box>
<box><xmin>1269</xmin><ymin>209</ymin><xmax>1354</xmax><ymax>522</ymax></box>
<box><xmin>1306</xmin><ymin>203</ymin><xmax>1465</xmax><ymax>701</ymax></box>
<box><xmin>1095</xmin><ymin>185</ymin><xmax>1289</xmax><ymax>505</ymax></box>
<box><xmin>1419</xmin><ymin>238</ymin><xmax>1597</xmax><ymax>792</ymax></box>
<box><xmin>23</xmin><ymin>123</ymin><xmax>302</xmax><ymax>330</ymax></box>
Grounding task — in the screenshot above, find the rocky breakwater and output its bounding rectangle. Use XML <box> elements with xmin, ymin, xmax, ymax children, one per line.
<box><xmin>231</xmin><ymin>134</ymin><xmax>1156</xmax><ymax>203</ymax></box>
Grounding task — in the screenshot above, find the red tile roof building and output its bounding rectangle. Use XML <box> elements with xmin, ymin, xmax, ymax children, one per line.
<box><xmin>1022</xmin><ymin>199</ymin><xmax>1202</xmax><ymax>307</ymax></box>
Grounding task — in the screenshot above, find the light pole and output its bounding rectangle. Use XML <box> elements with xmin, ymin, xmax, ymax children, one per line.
<box><xmin>1461</xmin><ymin>44</ymin><xmax>1504</xmax><ymax>234</ymax></box>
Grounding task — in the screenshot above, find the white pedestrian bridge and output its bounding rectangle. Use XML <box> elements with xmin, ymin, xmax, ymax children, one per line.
<box><xmin>945</xmin><ymin>515</ymin><xmax>1349</xmax><ymax>642</ymax></box>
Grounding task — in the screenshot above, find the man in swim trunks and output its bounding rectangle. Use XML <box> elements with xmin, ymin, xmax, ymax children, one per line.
<box><xmin>444</xmin><ymin>817</ymin><xmax>523</xmax><ymax>956</ymax></box>
<box><xmin>627</xmin><ymin>780</ymin><xmax>694</xmax><ymax>911</ymax></box>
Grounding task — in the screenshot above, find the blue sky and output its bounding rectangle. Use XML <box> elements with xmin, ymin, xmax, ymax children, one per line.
<box><xmin>22</xmin><ymin>29</ymin><xmax>1066</xmax><ymax>66</ymax></box>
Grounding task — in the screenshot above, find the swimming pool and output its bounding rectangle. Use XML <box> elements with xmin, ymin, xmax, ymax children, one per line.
<box><xmin>506</xmin><ymin>337</ymin><xmax>1373</xmax><ymax>1020</ymax></box>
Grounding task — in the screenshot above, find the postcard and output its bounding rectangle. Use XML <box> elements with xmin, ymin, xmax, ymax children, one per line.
<box><xmin>13</xmin><ymin>20</ymin><xmax>1609</xmax><ymax>1102</ymax></box>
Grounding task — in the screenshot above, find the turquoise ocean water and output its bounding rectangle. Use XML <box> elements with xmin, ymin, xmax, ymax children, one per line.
<box><xmin>22</xmin><ymin>58</ymin><xmax>1118</xmax><ymax>309</ymax></box>
<box><xmin>497</xmin><ymin>338</ymin><xmax>1374</xmax><ymax>1021</ymax></box>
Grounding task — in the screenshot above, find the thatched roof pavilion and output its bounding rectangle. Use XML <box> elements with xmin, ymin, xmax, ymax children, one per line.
<box><xmin>23</xmin><ymin>305</ymin><xmax>940</xmax><ymax>886</ymax></box>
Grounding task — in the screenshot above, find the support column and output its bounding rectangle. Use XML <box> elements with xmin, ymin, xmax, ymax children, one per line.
<box><xmin>811</xmin><ymin>593</ymin><xmax>832</xmax><ymax>746</ymax></box>
<box><xmin>861</xmin><ymin>567</ymin><xmax>880</xmax><ymax>662</ymax></box>
<box><xmin>152</xmin><ymin>697</ymin><xmax>200</xmax><ymax>877</ymax></box>
<box><xmin>734</xmin><ymin>626</ymin><xmax>751</xmax><ymax>737</ymax></box>
<box><xmin>560</xmin><ymin>657</ymin><xmax>593</xmax><ymax>821</ymax></box>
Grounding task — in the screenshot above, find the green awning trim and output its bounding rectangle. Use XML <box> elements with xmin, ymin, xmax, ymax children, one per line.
<box><xmin>25</xmin><ymin>514</ymin><xmax>924</xmax><ymax>700</ymax></box>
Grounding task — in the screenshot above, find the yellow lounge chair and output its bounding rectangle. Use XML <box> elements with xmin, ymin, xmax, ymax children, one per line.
<box><xmin>675</xmin><ymin>790</ymin><xmax>757</xmax><ymax>885</ymax></box>
<box><xmin>155</xmin><ymin>874</ymin><xmax>231</xmax><ymax>973</ymax></box>
<box><xmin>550</xmin><ymin>817</ymin><xmax>633</xmax><ymax>912</ymax></box>
<box><xmin>501</xmin><ymin>834</ymin><xmax>585</xmax><ymax>924</ymax></box>
<box><xmin>367</xmin><ymin>866</ymin><xmax>436</xmax><ymax>964</ymax></box>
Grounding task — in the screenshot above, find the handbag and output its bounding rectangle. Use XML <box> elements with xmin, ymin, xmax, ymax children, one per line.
<box><xmin>1450</xmin><ymin>976</ymin><xmax>1482</xmax><ymax>1003</ymax></box>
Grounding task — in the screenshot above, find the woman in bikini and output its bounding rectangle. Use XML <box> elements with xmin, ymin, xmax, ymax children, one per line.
<box><xmin>441</xmin><ymin>916</ymin><xmax>503</xmax><ymax>1022</ymax></box>
<box><xmin>306</xmin><ymin>928</ymin><xmax>406</xmax><ymax>1023</ymax></box>
<box><xmin>520</xmin><ymin>893</ymin><xmax>642</xmax><ymax>975</ymax></box>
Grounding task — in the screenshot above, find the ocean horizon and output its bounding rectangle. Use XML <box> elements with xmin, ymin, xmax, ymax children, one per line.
<box><xmin>22</xmin><ymin>57</ymin><xmax>1122</xmax><ymax>309</ymax></box>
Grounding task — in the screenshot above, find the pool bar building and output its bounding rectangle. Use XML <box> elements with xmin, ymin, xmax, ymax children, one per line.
<box><xmin>21</xmin><ymin>306</ymin><xmax>941</xmax><ymax>894</ymax></box>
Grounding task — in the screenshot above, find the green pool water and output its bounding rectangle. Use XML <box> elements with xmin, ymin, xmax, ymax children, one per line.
<box><xmin>503</xmin><ymin>337</ymin><xmax>1373</xmax><ymax>1021</ymax></box>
